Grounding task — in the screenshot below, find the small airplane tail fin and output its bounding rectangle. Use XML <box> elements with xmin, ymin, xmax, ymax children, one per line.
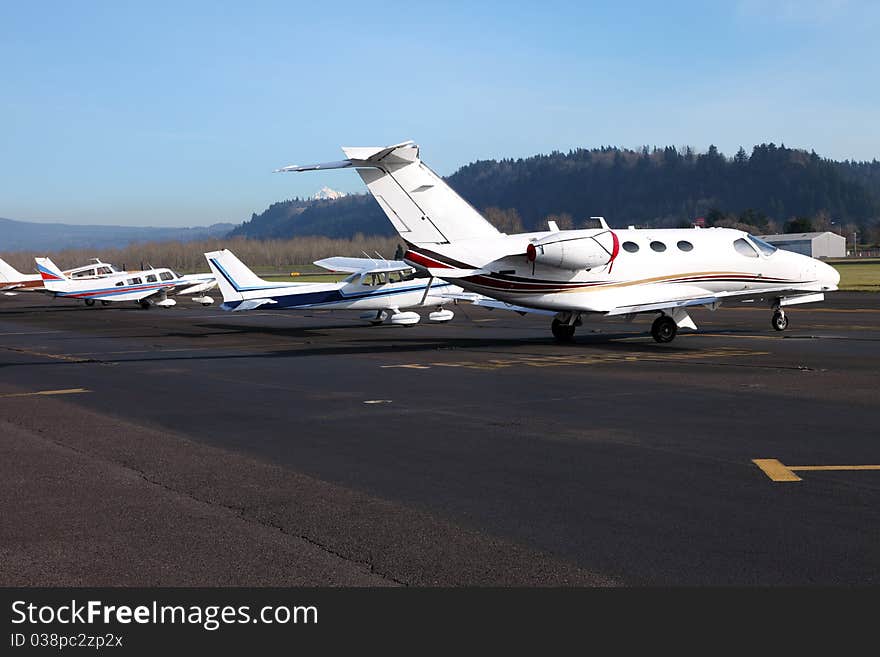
<box><xmin>277</xmin><ymin>141</ymin><xmax>501</xmax><ymax>246</ymax></box>
<box><xmin>34</xmin><ymin>257</ymin><xmax>69</xmax><ymax>291</ymax></box>
<box><xmin>204</xmin><ymin>249</ymin><xmax>272</xmax><ymax>302</ymax></box>
<box><xmin>0</xmin><ymin>258</ymin><xmax>28</xmax><ymax>283</ymax></box>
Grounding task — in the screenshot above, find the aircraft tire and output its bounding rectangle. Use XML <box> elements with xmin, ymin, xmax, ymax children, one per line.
<box><xmin>771</xmin><ymin>310</ymin><xmax>788</xmax><ymax>331</ymax></box>
<box><xmin>84</xmin><ymin>298</ymin><xmax>95</xmax><ymax>307</ymax></box>
<box><xmin>101</xmin><ymin>300</ymin><xmax>111</xmax><ymax>306</ymax></box>
<box><xmin>139</xmin><ymin>300</ymin><xmax>151</xmax><ymax>310</ymax></box>
<box><xmin>651</xmin><ymin>315</ymin><xmax>677</xmax><ymax>343</ymax></box>
<box><xmin>551</xmin><ymin>318</ymin><xmax>576</xmax><ymax>342</ymax></box>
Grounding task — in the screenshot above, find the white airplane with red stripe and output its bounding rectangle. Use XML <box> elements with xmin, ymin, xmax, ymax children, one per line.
<box><xmin>34</xmin><ymin>257</ymin><xmax>203</xmax><ymax>308</ymax></box>
<box><xmin>278</xmin><ymin>141</ymin><xmax>840</xmax><ymax>343</ymax></box>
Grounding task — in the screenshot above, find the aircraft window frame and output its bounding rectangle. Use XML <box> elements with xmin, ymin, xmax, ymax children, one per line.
<box><xmin>733</xmin><ymin>238</ymin><xmax>759</xmax><ymax>258</ymax></box>
<box><xmin>126</xmin><ymin>277</ymin><xmax>143</xmax><ymax>285</ymax></box>
<box><xmin>115</xmin><ymin>281</ymin><xmax>124</xmax><ymax>287</ymax></box>
<box><xmin>159</xmin><ymin>271</ymin><xmax>174</xmax><ymax>281</ymax></box>
<box><xmin>650</xmin><ymin>241</ymin><xmax>667</xmax><ymax>253</ymax></box>
<box><xmin>622</xmin><ymin>241</ymin><xmax>639</xmax><ymax>253</ymax></box>
<box><xmin>97</xmin><ymin>266</ymin><xmax>112</xmax><ymax>275</ymax></box>
<box><xmin>73</xmin><ymin>268</ymin><xmax>96</xmax><ymax>278</ymax></box>
<box><xmin>748</xmin><ymin>234</ymin><xmax>778</xmax><ymax>256</ymax></box>
<box><xmin>677</xmin><ymin>240</ymin><xmax>694</xmax><ymax>252</ymax></box>
<box><xmin>146</xmin><ymin>274</ymin><xmax>157</xmax><ymax>282</ymax></box>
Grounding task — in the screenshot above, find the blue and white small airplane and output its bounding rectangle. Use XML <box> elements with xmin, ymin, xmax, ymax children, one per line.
<box><xmin>34</xmin><ymin>257</ymin><xmax>216</xmax><ymax>308</ymax></box>
<box><xmin>204</xmin><ymin>248</ymin><xmax>461</xmax><ymax>325</ymax></box>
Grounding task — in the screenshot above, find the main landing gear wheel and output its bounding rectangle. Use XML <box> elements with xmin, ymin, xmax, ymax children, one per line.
<box><xmin>84</xmin><ymin>298</ymin><xmax>95</xmax><ymax>307</ymax></box>
<box><xmin>101</xmin><ymin>300</ymin><xmax>111</xmax><ymax>306</ymax></box>
<box><xmin>369</xmin><ymin>310</ymin><xmax>389</xmax><ymax>326</ymax></box>
<box><xmin>139</xmin><ymin>300</ymin><xmax>151</xmax><ymax>310</ymax></box>
<box><xmin>771</xmin><ymin>309</ymin><xmax>789</xmax><ymax>331</ymax></box>
<box><xmin>651</xmin><ymin>315</ymin><xmax>677</xmax><ymax>343</ymax></box>
<box><xmin>551</xmin><ymin>318</ymin><xmax>576</xmax><ymax>342</ymax></box>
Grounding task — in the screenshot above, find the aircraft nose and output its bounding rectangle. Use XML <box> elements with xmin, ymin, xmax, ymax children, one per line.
<box><xmin>818</xmin><ymin>260</ymin><xmax>840</xmax><ymax>290</ymax></box>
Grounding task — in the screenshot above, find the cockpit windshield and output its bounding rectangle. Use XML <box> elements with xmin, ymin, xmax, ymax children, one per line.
<box><xmin>748</xmin><ymin>235</ymin><xmax>778</xmax><ymax>256</ymax></box>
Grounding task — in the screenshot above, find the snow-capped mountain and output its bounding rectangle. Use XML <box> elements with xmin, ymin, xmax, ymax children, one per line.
<box><xmin>312</xmin><ymin>186</ymin><xmax>347</xmax><ymax>201</ymax></box>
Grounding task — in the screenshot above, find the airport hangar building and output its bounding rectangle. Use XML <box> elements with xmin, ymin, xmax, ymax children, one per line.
<box><xmin>758</xmin><ymin>231</ymin><xmax>846</xmax><ymax>258</ymax></box>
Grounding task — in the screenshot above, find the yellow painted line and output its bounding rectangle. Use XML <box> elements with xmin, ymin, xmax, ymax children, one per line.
<box><xmin>2</xmin><ymin>346</ymin><xmax>92</xmax><ymax>363</ymax></box>
<box><xmin>379</xmin><ymin>348</ymin><xmax>765</xmax><ymax>372</ymax></box>
<box><xmin>791</xmin><ymin>465</ymin><xmax>880</xmax><ymax>472</ymax></box>
<box><xmin>752</xmin><ymin>459</ymin><xmax>802</xmax><ymax>482</ymax></box>
<box><xmin>753</xmin><ymin>458</ymin><xmax>880</xmax><ymax>483</ymax></box>
<box><xmin>0</xmin><ymin>388</ymin><xmax>90</xmax><ymax>399</ymax></box>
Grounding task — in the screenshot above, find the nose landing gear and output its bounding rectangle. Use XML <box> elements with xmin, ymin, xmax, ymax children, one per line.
<box><xmin>771</xmin><ymin>309</ymin><xmax>788</xmax><ymax>331</ymax></box>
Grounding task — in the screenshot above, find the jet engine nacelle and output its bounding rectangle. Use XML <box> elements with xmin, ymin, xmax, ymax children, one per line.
<box><xmin>527</xmin><ymin>229</ymin><xmax>619</xmax><ymax>271</ymax></box>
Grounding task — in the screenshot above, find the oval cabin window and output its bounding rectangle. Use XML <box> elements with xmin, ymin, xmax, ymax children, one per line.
<box><xmin>677</xmin><ymin>240</ymin><xmax>694</xmax><ymax>252</ymax></box>
<box><xmin>650</xmin><ymin>241</ymin><xmax>667</xmax><ymax>252</ymax></box>
<box><xmin>622</xmin><ymin>241</ymin><xmax>639</xmax><ymax>253</ymax></box>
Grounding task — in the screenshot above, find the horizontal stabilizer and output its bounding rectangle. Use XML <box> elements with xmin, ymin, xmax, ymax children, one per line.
<box><xmin>228</xmin><ymin>298</ymin><xmax>277</xmax><ymax>312</ymax></box>
<box><xmin>275</xmin><ymin>160</ymin><xmax>353</xmax><ymax>173</ymax></box>
<box><xmin>275</xmin><ymin>141</ymin><xmax>418</xmax><ymax>173</ymax></box>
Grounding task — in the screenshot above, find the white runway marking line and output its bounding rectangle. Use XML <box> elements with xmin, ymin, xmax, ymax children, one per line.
<box><xmin>0</xmin><ymin>388</ymin><xmax>90</xmax><ymax>399</ymax></box>
<box><xmin>363</xmin><ymin>399</ymin><xmax>392</xmax><ymax>404</ymax></box>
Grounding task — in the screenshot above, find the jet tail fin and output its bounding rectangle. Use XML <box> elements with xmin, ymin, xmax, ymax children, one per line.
<box><xmin>278</xmin><ymin>141</ymin><xmax>501</xmax><ymax>246</ymax></box>
<box><xmin>204</xmin><ymin>249</ymin><xmax>275</xmax><ymax>303</ymax></box>
<box><xmin>34</xmin><ymin>257</ymin><xmax>69</xmax><ymax>291</ymax></box>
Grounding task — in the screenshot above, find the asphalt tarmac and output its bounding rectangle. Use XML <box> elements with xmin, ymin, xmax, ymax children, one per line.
<box><xmin>1</xmin><ymin>291</ymin><xmax>878</xmax><ymax>585</ymax></box>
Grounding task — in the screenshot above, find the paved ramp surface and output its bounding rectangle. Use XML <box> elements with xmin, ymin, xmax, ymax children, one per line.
<box><xmin>1</xmin><ymin>293</ymin><xmax>878</xmax><ymax>585</ymax></box>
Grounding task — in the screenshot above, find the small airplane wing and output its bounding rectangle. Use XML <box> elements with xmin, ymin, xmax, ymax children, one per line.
<box><xmin>88</xmin><ymin>285</ymin><xmax>176</xmax><ymax>303</ymax></box>
<box><xmin>313</xmin><ymin>257</ymin><xmax>415</xmax><ymax>275</ymax></box>
<box><xmin>174</xmin><ymin>273</ymin><xmax>217</xmax><ymax>295</ymax></box>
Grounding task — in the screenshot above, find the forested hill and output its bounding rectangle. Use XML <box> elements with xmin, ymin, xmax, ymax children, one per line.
<box><xmin>231</xmin><ymin>143</ymin><xmax>880</xmax><ymax>240</ymax></box>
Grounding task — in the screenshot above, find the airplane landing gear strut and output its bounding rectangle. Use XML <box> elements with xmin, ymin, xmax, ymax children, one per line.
<box><xmin>771</xmin><ymin>308</ymin><xmax>788</xmax><ymax>331</ymax></box>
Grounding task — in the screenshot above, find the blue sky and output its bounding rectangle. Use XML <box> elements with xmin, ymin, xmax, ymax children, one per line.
<box><xmin>2</xmin><ymin>0</ymin><xmax>878</xmax><ymax>226</ymax></box>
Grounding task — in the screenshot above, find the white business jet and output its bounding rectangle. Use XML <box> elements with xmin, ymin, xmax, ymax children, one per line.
<box><xmin>278</xmin><ymin>141</ymin><xmax>840</xmax><ymax>343</ymax></box>
<box><xmin>204</xmin><ymin>248</ymin><xmax>459</xmax><ymax>325</ymax></box>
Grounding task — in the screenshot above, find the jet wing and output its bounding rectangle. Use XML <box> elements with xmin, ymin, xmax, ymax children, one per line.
<box><xmin>441</xmin><ymin>291</ymin><xmax>556</xmax><ymax>316</ymax></box>
<box><xmin>599</xmin><ymin>283</ymin><xmax>717</xmax><ymax>316</ymax></box>
<box><xmin>313</xmin><ymin>257</ymin><xmax>415</xmax><ymax>275</ymax></box>
<box><xmin>605</xmin><ymin>283</ymin><xmax>826</xmax><ymax>316</ymax></box>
